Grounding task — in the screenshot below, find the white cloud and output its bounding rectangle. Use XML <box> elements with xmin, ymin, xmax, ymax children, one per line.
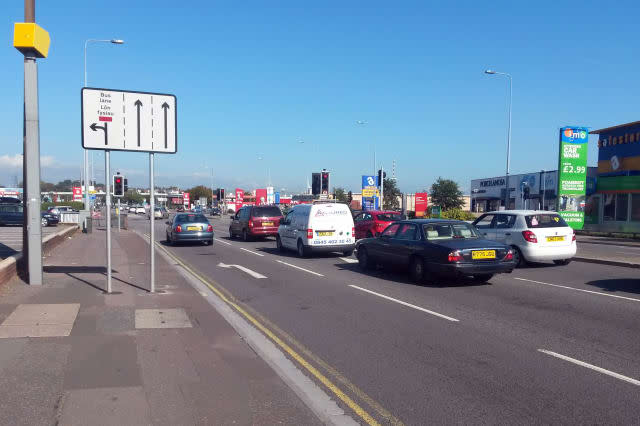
<box><xmin>41</xmin><ymin>156</ymin><xmax>56</xmax><ymax>167</ymax></box>
<box><xmin>0</xmin><ymin>154</ymin><xmax>23</xmax><ymax>168</ymax></box>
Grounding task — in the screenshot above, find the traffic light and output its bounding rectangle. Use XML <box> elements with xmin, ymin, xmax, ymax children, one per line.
<box><xmin>377</xmin><ymin>169</ymin><xmax>386</xmax><ymax>186</ymax></box>
<box><xmin>124</xmin><ymin>178</ymin><xmax>128</xmax><ymax>192</ymax></box>
<box><xmin>113</xmin><ymin>174</ymin><xmax>124</xmax><ymax>197</ymax></box>
<box><xmin>312</xmin><ymin>173</ymin><xmax>321</xmax><ymax>195</ymax></box>
<box><xmin>347</xmin><ymin>191</ymin><xmax>353</xmax><ymax>203</ymax></box>
<box><xmin>523</xmin><ymin>185</ymin><xmax>530</xmax><ymax>199</ymax></box>
<box><xmin>321</xmin><ymin>171</ymin><xmax>330</xmax><ymax>194</ymax></box>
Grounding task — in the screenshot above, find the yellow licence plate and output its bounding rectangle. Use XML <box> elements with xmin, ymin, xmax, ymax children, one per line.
<box><xmin>472</xmin><ymin>250</ymin><xmax>496</xmax><ymax>260</ymax></box>
<box><xmin>187</xmin><ymin>226</ymin><xmax>201</xmax><ymax>231</ymax></box>
<box><xmin>546</xmin><ymin>236</ymin><xmax>565</xmax><ymax>242</ymax></box>
<box><xmin>262</xmin><ymin>222</ymin><xmax>274</xmax><ymax>226</ymax></box>
<box><xmin>317</xmin><ymin>231</ymin><xmax>333</xmax><ymax>237</ymax></box>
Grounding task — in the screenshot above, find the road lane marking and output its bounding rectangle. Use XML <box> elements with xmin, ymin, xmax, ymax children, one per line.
<box><xmin>348</xmin><ymin>285</ymin><xmax>459</xmax><ymax>322</ymax></box>
<box><xmin>154</xmin><ymin>243</ymin><xmax>383</xmax><ymax>425</ymax></box>
<box><xmin>276</xmin><ymin>260</ymin><xmax>324</xmax><ymax>277</ymax></box>
<box><xmin>340</xmin><ymin>257</ymin><xmax>358</xmax><ymax>264</ymax></box>
<box><xmin>514</xmin><ymin>277</ymin><xmax>640</xmax><ymax>303</ymax></box>
<box><xmin>218</xmin><ymin>262</ymin><xmax>267</xmax><ymax>279</ymax></box>
<box><xmin>240</xmin><ymin>247</ymin><xmax>265</xmax><ymax>256</ymax></box>
<box><xmin>538</xmin><ymin>349</ymin><xmax>640</xmax><ymax>387</ymax></box>
<box><xmin>214</xmin><ymin>238</ymin><xmax>233</xmax><ymax>246</ymax></box>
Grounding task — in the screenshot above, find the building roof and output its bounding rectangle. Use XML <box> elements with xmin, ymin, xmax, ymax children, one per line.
<box><xmin>590</xmin><ymin>121</ymin><xmax>640</xmax><ymax>135</ymax></box>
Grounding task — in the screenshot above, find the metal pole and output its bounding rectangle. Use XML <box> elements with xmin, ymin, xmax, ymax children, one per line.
<box><xmin>504</xmin><ymin>75</ymin><xmax>512</xmax><ymax>210</ymax></box>
<box><xmin>83</xmin><ymin>41</ymin><xmax>90</xmax><ymax>216</ymax></box>
<box><xmin>105</xmin><ymin>151</ymin><xmax>112</xmax><ymax>293</ymax></box>
<box><xmin>149</xmin><ymin>153</ymin><xmax>155</xmax><ymax>293</ymax></box>
<box><xmin>117</xmin><ymin>198</ymin><xmax>120</xmax><ymax>232</ymax></box>
<box><xmin>380</xmin><ymin>165</ymin><xmax>384</xmax><ymax>210</ymax></box>
<box><xmin>542</xmin><ymin>170</ymin><xmax>546</xmax><ymax>210</ymax></box>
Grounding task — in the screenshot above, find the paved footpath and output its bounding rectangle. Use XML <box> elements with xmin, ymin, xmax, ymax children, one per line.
<box><xmin>576</xmin><ymin>234</ymin><xmax>640</xmax><ymax>267</ymax></box>
<box><xmin>0</xmin><ymin>227</ymin><xmax>320</xmax><ymax>426</ymax></box>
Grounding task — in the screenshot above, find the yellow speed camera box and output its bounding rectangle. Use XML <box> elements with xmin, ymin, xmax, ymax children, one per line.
<box><xmin>13</xmin><ymin>23</ymin><xmax>50</xmax><ymax>58</ymax></box>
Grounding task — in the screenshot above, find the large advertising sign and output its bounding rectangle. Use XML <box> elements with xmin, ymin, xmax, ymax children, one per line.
<box><xmin>361</xmin><ymin>175</ymin><xmax>379</xmax><ymax>209</ymax></box>
<box><xmin>557</xmin><ymin>127</ymin><xmax>589</xmax><ymax>229</ymax></box>
<box><xmin>255</xmin><ymin>188</ymin><xmax>267</xmax><ymax>205</ymax></box>
<box><xmin>235</xmin><ymin>188</ymin><xmax>244</xmax><ymax>210</ymax></box>
<box><xmin>183</xmin><ymin>192</ymin><xmax>190</xmax><ymax>207</ymax></box>
<box><xmin>415</xmin><ymin>192</ymin><xmax>428</xmax><ymax>217</ymax></box>
<box><xmin>72</xmin><ymin>186</ymin><xmax>83</xmax><ymax>201</ymax></box>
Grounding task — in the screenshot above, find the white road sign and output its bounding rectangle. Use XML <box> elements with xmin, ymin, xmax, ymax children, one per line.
<box><xmin>81</xmin><ymin>87</ymin><xmax>177</xmax><ymax>153</ymax></box>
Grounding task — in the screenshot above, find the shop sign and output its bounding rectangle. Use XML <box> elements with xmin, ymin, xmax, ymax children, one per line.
<box><xmin>479</xmin><ymin>178</ymin><xmax>505</xmax><ymax>187</ymax></box>
<box><xmin>557</xmin><ymin>127</ymin><xmax>589</xmax><ymax>229</ymax></box>
<box><xmin>415</xmin><ymin>192</ymin><xmax>428</xmax><ymax>217</ymax></box>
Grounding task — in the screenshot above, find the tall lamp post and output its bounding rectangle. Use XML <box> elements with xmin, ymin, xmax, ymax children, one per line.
<box><xmin>83</xmin><ymin>38</ymin><xmax>124</xmax><ymax>214</ymax></box>
<box><xmin>485</xmin><ymin>69</ymin><xmax>512</xmax><ymax>210</ymax></box>
<box><xmin>355</xmin><ymin>120</ymin><xmax>375</xmax><ymax>176</ymax></box>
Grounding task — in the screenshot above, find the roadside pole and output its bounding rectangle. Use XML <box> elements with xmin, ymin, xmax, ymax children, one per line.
<box><xmin>149</xmin><ymin>153</ymin><xmax>155</xmax><ymax>293</ymax></box>
<box><xmin>380</xmin><ymin>165</ymin><xmax>384</xmax><ymax>210</ymax></box>
<box><xmin>105</xmin><ymin>151</ymin><xmax>112</xmax><ymax>293</ymax></box>
<box><xmin>117</xmin><ymin>198</ymin><xmax>121</xmax><ymax>232</ymax></box>
<box><xmin>17</xmin><ymin>0</ymin><xmax>47</xmax><ymax>285</ymax></box>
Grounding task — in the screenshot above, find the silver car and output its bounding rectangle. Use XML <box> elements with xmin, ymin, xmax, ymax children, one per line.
<box><xmin>165</xmin><ymin>213</ymin><xmax>214</xmax><ymax>245</ymax></box>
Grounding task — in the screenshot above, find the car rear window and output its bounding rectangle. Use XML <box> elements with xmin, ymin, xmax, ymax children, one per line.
<box><xmin>376</xmin><ymin>213</ymin><xmax>401</xmax><ymax>222</ymax></box>
<box><xmin>525</xmin><ymin>214</ymin><xmax>568</xmax><ymax>228</ymax></box>
<box><xmin>423</xmin><ymin>223</ymin><xmax>478</xmax><ymax>240</ymax></box>
<box><xmin>176</xmin><ymin>214</ymin><xmax>207</xmax><ymax>223</ymax></box>
<box><xmin>252</xmin><ymin>207</ymin><xmax>282</xmax><ymax>217</ymax></box>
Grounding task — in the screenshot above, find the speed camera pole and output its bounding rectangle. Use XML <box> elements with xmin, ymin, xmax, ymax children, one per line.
<box><xmin>105</xmin><ymin>151</ymin><xmax>112</xmax><ymax>293</ymax></box>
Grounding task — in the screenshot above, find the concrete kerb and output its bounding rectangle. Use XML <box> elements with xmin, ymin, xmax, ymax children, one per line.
<box><xmin>133</xmin><ymin>229</ymin><xmax>359</xmax><ymax>426</ymax></box>
<box><xmin>0</xmin><ymin>225</ymin><xmax>78</xmax><ymax>288</ymax></box>
<box><xmin>574</xmin><ymin>256</ymin><xmax>640</xmax><ymax>269</ymax></box>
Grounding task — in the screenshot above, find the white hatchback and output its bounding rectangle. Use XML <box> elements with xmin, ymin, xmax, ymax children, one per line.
<box><xmin>472</xmin><ymin>210</ymin><xmax>576</xmax><ymax>266</ymax></box>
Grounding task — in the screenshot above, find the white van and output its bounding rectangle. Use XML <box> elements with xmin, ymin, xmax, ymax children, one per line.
<box><xmin>277</xmin><ymin>203</ymin><xmax>356</xmax><ymax>257</ymax></box>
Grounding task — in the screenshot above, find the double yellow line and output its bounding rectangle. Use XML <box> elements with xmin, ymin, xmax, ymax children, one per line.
<box><xmin>155</xmin><ymin>241</ymin><xmax>403</xmax><ymax>426</ymax></box>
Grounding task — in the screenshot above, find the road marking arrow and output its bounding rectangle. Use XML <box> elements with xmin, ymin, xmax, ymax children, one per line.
<box><xmin>217</xmin><ymin>262</ymin><xmax>267</xmax><ymax>279</ymax></box>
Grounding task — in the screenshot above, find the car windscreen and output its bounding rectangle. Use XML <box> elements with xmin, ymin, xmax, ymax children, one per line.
<box><xmin>175</xmin><ymin>214</ymin><xmax>207</xmax><ymax>223</ymax></box>
<box><xmin>525</xmin><ymin>214</ymin><xmax>568</xmax><ymax>228</ymax></box>
<box><xmin>422</xmin><ymin>223</ymin><xmax>478</xmax><ymax>240</ymax></box>
<box><xmin>252</xmin><ymin>207</ymin><xmax>282</xmax><ymax>217</ymax></box>
<box><xmin>376</xmin><ymin>213</ymin><xmax>401</xmax><ymax>222</ymax></box>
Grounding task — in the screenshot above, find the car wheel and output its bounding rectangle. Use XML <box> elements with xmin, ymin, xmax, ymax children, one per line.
<box><xmin>512</xmin><ymin>246</ymin><xmax>527</xmax><ymax>267</ymax></box>
<box><xmin>553</xmin><ymin>259</ymin><xmax>571</xmax><ymax>266</ymax></box>
<box><xmin>472</xmin><ymin>274</ymin><xmax>494</xmax><ymax>283</ymax></box>
<box><xmin>343</xmin><ymin>249</ymin><xmax>354</xmax><ymax>257</ymax></box>
<box><xmin>41</xmin><ymin>217</ymin><xmax>48</xmax><ymax>227</ymax></box>
<box><xmin>276</xmin><ymin>236</ymin><xmax>285</xmax><ymax>252</ymax></box>
<box><xmin>297</xmin><ymin>240</ymin><xmax>308</xmax><ymax>258</ymax></box>
<box><xmin>357</xmin><ymin>247</ymin><xmax>374</xmax><ymax>270</ymax></box>
<box><xmin>409</xmin><ymin>256</ymin><xmax>425</xmax><ymax>283</ymax></box>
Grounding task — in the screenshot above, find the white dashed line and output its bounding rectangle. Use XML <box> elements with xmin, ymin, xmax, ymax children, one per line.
<box><xmin>538</xmin><ymin>349</ymin><xmax>640</xmax><ymax>387</ymax></box>
<box><xmin>240</xmin><ymin>247</ymin><xmax>264</xmax><ymax>257</ymax></box>
<box><xmin>514</xmin><ymin>277</ymin><xmax>640</xmax><ymax>303</ymax></box>
<box><xmin>348</xmin><ymin>285</ymin><xmax>459</xmax><ymax>322</ymax></box>
<box><xmin>276</xmin><ymin>260</ymin><xmax>324</xmax><ymax>277</ymax></box>
<box><xmin>214</xmin><ymin>238</ymin><xmax>233</xmax><ymax>246</ymax></box>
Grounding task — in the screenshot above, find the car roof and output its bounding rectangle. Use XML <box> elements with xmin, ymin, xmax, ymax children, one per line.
<box><xmin>403</xmin><ymin>219</ymin><xmax>469</xmax><ymax>224</ymax></box>
<box><xmin>484</xmin><ymin>210</ymin><xmax>558</xmax><ymax>215</ymax></box>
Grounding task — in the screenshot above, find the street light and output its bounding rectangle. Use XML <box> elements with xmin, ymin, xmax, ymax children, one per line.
<box><xmin>356</xmin><ymin>120</ymin><xmax>375</xmax><ymax>176</ymax></box>
<box><xmin>485</xmin><ymin>69</ymin><xmax>512</xmax><ymax>210</ymax></box>
<box><xmin>83</xmin><ymin>38</ymin><xmax>125</xmax><ymax>213</ymax></box>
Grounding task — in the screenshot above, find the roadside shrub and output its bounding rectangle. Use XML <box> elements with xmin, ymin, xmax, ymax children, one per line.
<box><xmin>41</xmin><ymin>201</ymin><xmax>85</xmax><ymax>211</ymax></box>
<box><xmin>440</xmin><ymin>208</ymin><xmax>476</xmax><ymax>221</ymax></box>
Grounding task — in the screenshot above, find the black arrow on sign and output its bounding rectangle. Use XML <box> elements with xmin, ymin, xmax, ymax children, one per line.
<box><xmin>161</xmin><ymin>102</ymin><xmax>170</xmax><ymax>149</ymax></box>
<box><xmin>90</xmin><ymin>122</ymin><xmax>108</xmax><ymax>146</ymax></box>
<box><xmin>134</xmin><ymin>99</ymin><xmax>143</xmax><ymax>147</ymax></box>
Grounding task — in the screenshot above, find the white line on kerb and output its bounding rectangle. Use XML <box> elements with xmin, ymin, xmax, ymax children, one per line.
<box><xmin>348</xmin><ymin>285</ymin><xmax>459</xmax><ymax>322</ymax></box>
<box><xmin>514</xmin><ymin>277</ymin><xmax>640</xmax><ymax>303</ymax></box>
<box><xmin>276</xmin><ymin>260</ymin><xmax>324</xmax><ymax>277</ymax></box>
<box><xmin>240</xmin><ymin>247</ymin><xmax>264</xmax><ymax>257</ymax></box>
<box><xmin>538</xmin><ymin>349</ymin><xmax>640</xmax><ymax>387</ymax></box>
<box><xmin>214</xmin><ymin>238</ymin><xmax>232</xmax><ymax>246</ymax></box>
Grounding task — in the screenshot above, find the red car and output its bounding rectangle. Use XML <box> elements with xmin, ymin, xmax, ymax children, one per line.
<box><xmin>229</xmin><ymin>205</ymin><xmax>283</xmax><ymax>241</ymax></box>
<box><xmin>353</xmin><ymin>210</ymin><xmax>402</xmax><ymax>239</ymax></box>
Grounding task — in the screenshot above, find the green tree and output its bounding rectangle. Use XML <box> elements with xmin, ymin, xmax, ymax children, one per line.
<box><xmin>429</xmin><ymin>177</ymin><xmax>464</xmax><ymax>211</ymax></box>
<box><xmin>185</xmin><ymin>185</ymin><xmax>212</xmax><ymax>202</ymax></box>
<box><xmin>123</xmin><ymin>190</ymin><xmax>144</xmax><ymax>205</ymax></box>
<box><xmin>333</xmin><ymin>187</ymin><xmax>347</xmax><ymax>202</ymax></box>
<box><xmin>382</xmin><ymin>178</ymin><xmax>401</xmax><ymax>210</ymax></box>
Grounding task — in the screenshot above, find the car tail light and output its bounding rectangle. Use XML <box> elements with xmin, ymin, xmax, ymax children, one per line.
<box><xmin>248</xmin><ymin>220</ymin><xmax>254</xmax><ymax>228</ymax></box>
<box><xmin>207</xmin><ymin>224</ymin><xmax>213</xmax><ymax>232</ymax></box>
<box><xmin>307</xmin><ymin>229</ymin><xmax>313</xmax><ymax>239</ymax></box>
<box><xmin>522</xmin><ymin>230</ymin><xmax>537</xmax><ymax>243</ymax></box>
<box><xmin>352</xmin><ymin>227</ymin><xmax>355</xmax><ymax>236</ymax></box>
<box><xmin>175</xmin><ymin>225</ymin><xmax>182</xmax><ymax>233</ymax></box>
<box><xmin>572</xmin><ymin>230</ymin><xmax>576</xmax><ymax>242</ymax></box>
<box><xmin>504</xmin><ymin>250</ymin><xmax>514</xmax><ymax>261</ymax></box>
<box><xmin>448</xmin><ymin>250</ymin><xmax>463</xmax><ymax>262</ymax></box>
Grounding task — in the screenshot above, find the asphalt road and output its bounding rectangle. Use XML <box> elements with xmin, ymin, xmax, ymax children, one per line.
<box><xmin>0</xmin><ymin>224</ymin><xmax>68</xmax><ymax>259</ymax></box>
<box><xmin>130</xmin><ymin>214</ymin><xmax>640</xmax><ymax>425</ymax></box>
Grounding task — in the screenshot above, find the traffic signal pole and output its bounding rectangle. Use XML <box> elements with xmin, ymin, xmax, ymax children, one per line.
<box><xmin>380</xmin><ymin>165</ymin><xmax>384</xmax><ymax>210</ymax></box>
<box><xmin>105</xmin><ymin>151</ymin><xmax>112</xmax><ymax>293</ymax></box>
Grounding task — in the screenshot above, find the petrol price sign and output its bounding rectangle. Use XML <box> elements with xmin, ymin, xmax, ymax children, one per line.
<box><xmin>557</xmin><ymin>127</ymin><xmax>589</xmax><ymax>229</ymax></box>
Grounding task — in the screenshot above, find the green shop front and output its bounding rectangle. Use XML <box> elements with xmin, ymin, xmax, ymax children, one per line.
<box><xmin>587</xmin><ymin>121</ymin><xmax>640</xmax><ymax>232</ymax></box>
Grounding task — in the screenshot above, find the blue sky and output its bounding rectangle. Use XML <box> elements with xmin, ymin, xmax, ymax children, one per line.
<box><xmin>1</xmin><ymin>1</ymin><xmax>638</xmax><ymax>193</ymax></box>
